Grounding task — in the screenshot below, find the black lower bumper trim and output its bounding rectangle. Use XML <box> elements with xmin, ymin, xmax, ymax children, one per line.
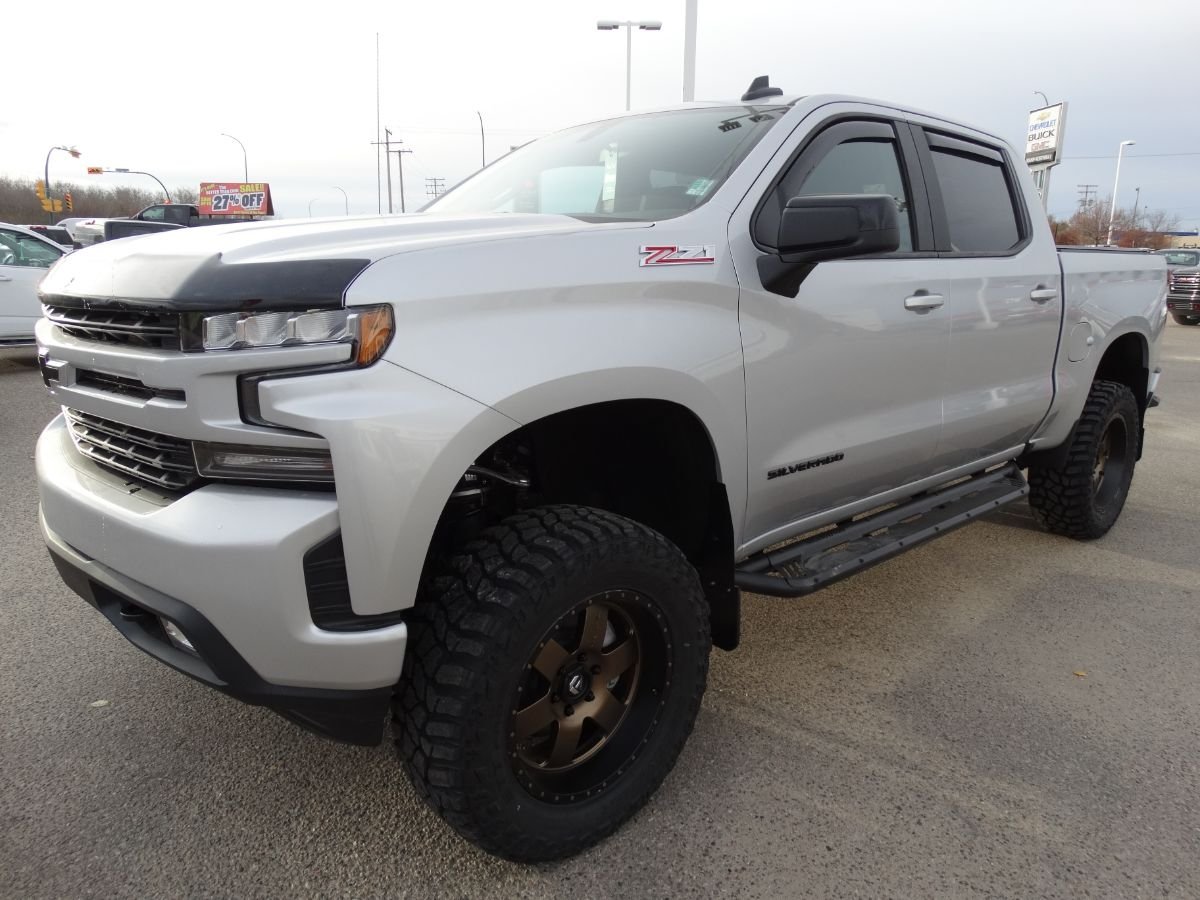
<box><xmin>48</xmin><ymin>546</ymin><xmax>391</xmax><ymax>746</ymax></box>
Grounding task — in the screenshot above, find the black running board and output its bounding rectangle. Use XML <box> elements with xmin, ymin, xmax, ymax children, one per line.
<box><xmin>735</xmin><ymin>463</ymin><xmax>1028</xmax><ymax>598</ymax></box>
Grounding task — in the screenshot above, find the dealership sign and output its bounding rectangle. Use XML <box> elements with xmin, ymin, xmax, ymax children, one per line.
<box><xmin>1025</xmin><ymin>103</ymin><xmax>1067</xmax><ymax>167</ymax></box>
<box><xmin>199</xmin><ymin>182</ymin><xmax>273</xmax><ymax>216</ymax></box>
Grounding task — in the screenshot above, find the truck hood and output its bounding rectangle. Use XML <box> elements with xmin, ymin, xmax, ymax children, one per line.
<box><xmin>39</xmin><ymin>213</ymin><xmax>651</xmax><ymax>310</ymax></box>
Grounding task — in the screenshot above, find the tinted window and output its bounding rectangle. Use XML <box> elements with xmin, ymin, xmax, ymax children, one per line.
<box><xmin>791</xmin><ymin>139</ymin><xmax>913</xmax><ymax>252</ymax></box>
<box><xmin>930</xmin><ymin>149</ymin><xmax>1021</xmax><ymax>252</ymax></box>
<box><xmin>1161</xmin><ymin>250</ymin><xmax>1199</xmax><ymax>267</ymax></box>
<box><xmin>0</xmin><ymin>230</ymin><xmax>63</xmax><ymax>268</ymax></box>
<box><xmin>139</xmin><ymin>206</ymin><xmax>166</xmax><ymax>221</ymax></box>
<box><xmin>758</xmin><ymin>122</ymin><xmax>915</xmax><ymax>253</ymax></box>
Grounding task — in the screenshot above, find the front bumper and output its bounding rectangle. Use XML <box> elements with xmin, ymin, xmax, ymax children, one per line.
<box><xmin>37</xmin><ymin>415</ymin><xmax>408</xmax><ymax>739</ymax></box>
<box><xmin>44</xmin><ymin>524</ymin><xmax>392</xmax><ymax>745</ymax></box>
<box><xmin>1167</xmin><ymin>291</ymin><xmax>1200</xmax><ymax>314</ymax></box>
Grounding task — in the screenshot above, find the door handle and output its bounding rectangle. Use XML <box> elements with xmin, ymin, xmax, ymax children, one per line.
<box><xmin>1030</xmin><ymin>286</ymin><xmax>1058</xmax><ymax>303</ymax></box>
<box><xmin>903</xmin><ymin>292</ymin><xmax>945</xmax><ymax>312</ymax></box>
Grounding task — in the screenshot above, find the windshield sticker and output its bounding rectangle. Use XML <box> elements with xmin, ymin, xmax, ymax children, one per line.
<box><xmin>639</xmin><ymin>244</ymin><xmax>716</xmax><ymax>266</ymax></box>
<box><xmin>686</xmin><ymin>178</ymin><xmax>716</xmax><ymax>197</ymax></box>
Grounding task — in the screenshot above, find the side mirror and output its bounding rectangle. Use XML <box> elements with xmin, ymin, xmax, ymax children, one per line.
<box><xmin>776</xmin><ymin>194</ymin><xmax>901</xmax><ymax>265</ymax></box>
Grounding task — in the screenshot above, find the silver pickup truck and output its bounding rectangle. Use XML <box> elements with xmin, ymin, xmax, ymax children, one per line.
<box><xmin>34</xmin><ymin>80</ymin><xmax>1166</xmax><ymax>861</ymax></box>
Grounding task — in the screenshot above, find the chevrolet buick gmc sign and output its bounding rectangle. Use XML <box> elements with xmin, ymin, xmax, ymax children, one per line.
<box><xmin>1025</xmin><ymin>102</ymin><xmax>1067</xmax><ymax>167</ymax></box>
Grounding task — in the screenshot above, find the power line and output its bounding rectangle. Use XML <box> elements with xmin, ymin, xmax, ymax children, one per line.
<box><xmin>1064</xmin><ymin>151</ymin><xmax>1200</xmax><ymax>160</ymax></box>
<box><xmin>1077</xmin><ymin>184</ymin><xmax>1097</xmax><ymax>207</ymax></box>
<box><xmin>425</xmin><ymin>177</ymin><xmax>446</xmax><ymax>197</ymax></box>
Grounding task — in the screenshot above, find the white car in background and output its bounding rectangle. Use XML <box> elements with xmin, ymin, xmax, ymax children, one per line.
<box><xmin>1</xmin><ymin>223</ymin><xmax>65</xmax><ymax>346</ymax></box>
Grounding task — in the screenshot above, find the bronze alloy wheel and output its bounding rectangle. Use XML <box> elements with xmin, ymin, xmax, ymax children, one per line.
<box><xmin>1092</xmin><ymin>414</ymin><xmax>1128</xmax><ymax>507</ymax></box>
<box><xmin>510</xmin><ymin>589</ymin><xmax>671</xmax><ymax>803</ymax></box>
<box><xmin>395</xmin><ymin>505</ymin><xmax>710</xmax><ymax>861</ymax></box>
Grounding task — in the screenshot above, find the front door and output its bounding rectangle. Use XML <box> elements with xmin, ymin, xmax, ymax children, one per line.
<box><xmin>729</xmin><ymin>113</ymin><xmax>950</xmax><ymax>545</ymax></box>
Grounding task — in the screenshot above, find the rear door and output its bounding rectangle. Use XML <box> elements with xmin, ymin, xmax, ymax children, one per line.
<box><xmin>730</xmin><ymin>112</ymin><xmax>950</xmax><ymax>544</ymax></box>
<box><xmin>911</xmin><ymin>127</ymin><xmax>1062</xmax><ymax>468</ymax></box>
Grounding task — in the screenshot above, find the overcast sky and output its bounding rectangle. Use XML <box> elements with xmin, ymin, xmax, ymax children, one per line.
<box><xmin>4</xmin><ymin>0</ymin><xmax>1198</xmax><ymax>227</ymax></box>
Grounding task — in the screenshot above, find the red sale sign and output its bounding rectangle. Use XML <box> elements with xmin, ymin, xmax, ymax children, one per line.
<box><xmin>199</xmin><ymin>182</ymin><xmax>273</xmax><ymax>216</ymax></box>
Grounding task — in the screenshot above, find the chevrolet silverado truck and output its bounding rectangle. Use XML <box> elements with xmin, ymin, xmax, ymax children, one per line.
<box><xmin>35</xmin><ymin>80</ymin><xmax>1167</xmax><ymax>862</ymax></box>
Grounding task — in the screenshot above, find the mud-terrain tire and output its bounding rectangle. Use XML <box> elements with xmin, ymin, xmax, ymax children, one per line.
<box><xmin>394</xmin><ymin>505</ymin><xmax>709</xmax><ymax>861</ymax></box>
<box><xmin>1028</xmin><ymin>380</ymin><xmax>1139</xmax><ymax>540</ymax></box>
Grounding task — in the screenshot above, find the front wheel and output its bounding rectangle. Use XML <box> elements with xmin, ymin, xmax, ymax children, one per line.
<box><xmin>1171</xmin><ymin>313</ymin><xmax>1200</xmax><ymax>326</ymax></box>
<box><xmin>394</xmin><ymin>505</ymin><xmax>710</xmax><ymax>861</ymax></box>
<box><xmin>1028</xmin><ymin>380</ymin><xmax>1139</xmax><ymax>539</ymax></box>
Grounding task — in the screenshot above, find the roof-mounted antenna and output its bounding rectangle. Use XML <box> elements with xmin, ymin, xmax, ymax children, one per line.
<box><xmin>741</xmin><ymin>75</ymin><xmax>784</xmax><ymax>102</ymax></box>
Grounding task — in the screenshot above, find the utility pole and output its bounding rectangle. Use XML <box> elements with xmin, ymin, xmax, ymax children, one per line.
<box><xmin>389</xmin><ymin>146</ymin><xmax>413</xmax><ymax>213</ymax></box>
<box><xmin>1132</xmin><ymin>187</ymin><xmax>1141</xmax><ymax>229</ymax></box>
<box><xmin>425</xmin><ymin>177</ymin><xmax>446</xmax><ymax>197</ymax></box>
<box><xmin>476</xmin><ymin>111</ymin><xmax>486</xmax><ymax>168</ymax></box>
<box><xmin>1077</xmin><ymin>184</ymin><xmax>1097</xmax><ymax>208</ymax></box>
<box><xmin>683</xmin><ymin>0</ymin><xmax>697</xmax><ymax>101</ymax></box>
<box><xmin>369</xmin><ymin>129</ymin><xmax>402</xmax><ymax>213</ymax></box>
<box><xmin>375</xmin><ymin>32</ymin><xmax>382</xmax><ymax>213</ymax></box>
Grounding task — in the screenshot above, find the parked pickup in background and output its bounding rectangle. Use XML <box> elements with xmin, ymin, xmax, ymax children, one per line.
<box><xmin>34</xmin><ymin>78</ymin><xmax>1168</xmax><ymax>863</ymax></box>
<box><xmin>72</xmin><ymin>204</ymin><xmax>271</xmax><ymax>244</ymax></box>
<box><xmin>1160</xmin><ymin>248</ymin><xmax>1200</xmax><ymax>325</ymax></box>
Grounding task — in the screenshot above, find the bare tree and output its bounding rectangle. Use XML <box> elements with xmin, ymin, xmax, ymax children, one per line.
<box><xmin>173</xmin><ymin>186</ymin><xmax>199</xmax><ymax>205</ymax></box>
<box><xmin>0</xmin><ymin>176</ymin><xmax>189</xmax><ymax>223</ymax></box>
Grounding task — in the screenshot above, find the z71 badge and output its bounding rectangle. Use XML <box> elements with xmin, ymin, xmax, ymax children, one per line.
<box><xmin>639</xmin><ymin>244</ymin><xmax>716</xmax><ymax>266</ymax></box>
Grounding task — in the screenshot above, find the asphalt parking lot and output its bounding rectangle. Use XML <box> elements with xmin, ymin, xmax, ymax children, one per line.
<box><xmin>2</xmin><ymin>323</ymin><xmax>1199</xmax><ymax>899</ymax></box>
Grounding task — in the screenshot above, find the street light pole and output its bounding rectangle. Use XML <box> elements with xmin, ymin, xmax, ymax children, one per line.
<box><xmin>1106</xmin><ymin>140</ymin><xmax>1135</xmax><ymax>246</ymax></box>
<box><xmin>682</xmin><ymin>0</ymin><xmax>697</xmax><ymax>101</ymax></box>
<box><xmin>625</xmin><ymin>24</ymin><xmax>632</xmax><ymax>111</ymax></box>
<box><xmin>333</xmin><ymin>185</ymin><xmax>349</xmax><ymax>215</ymax></box>
<box><xmin>43</xmin><ymin>145</ymin><xmax>81</xmax><ymax>224</ymax></box>
<box><xmin>1132</xmin><ymin>187</ymin><xmax>1140</xmax><ymax>230</ymax></box>
<box><xmin>308</xmin><ymin>198</ymin><xmax>318</xmax><ymax>217</ymax></box>
<box><xmin>108</xmin><ymin>168</ymin><xmax>172</xmax><ymax>202</ymax></box>
<box><xmin>1034</xmin><ymin>90</ymin><xmax>1049</xmax><ymax>107</ymax></box>
<box><xmin>597</xmin><ymin>19</ymin><xmax>663</xmax><ymax>111</ymax></box>
<box><xmin>220</xmin><ymin>133</ymin><xmax>248</xmax><ymax>182</ymax></box>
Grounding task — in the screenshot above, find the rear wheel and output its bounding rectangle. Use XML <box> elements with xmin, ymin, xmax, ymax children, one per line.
<box><xmin>1171</xmin><ymin>313</ymin><xmax>1200</xmax><ymax>326</ymax></box>
<box><xmin>394</xmin><ymin>505</ymin><xmax>709</xmax><ymax>861</ymax></box>
<box><xmin>1028</xmin><ymin>380</ymin><xmax>1139</xmax><ymax>539</ymax></box>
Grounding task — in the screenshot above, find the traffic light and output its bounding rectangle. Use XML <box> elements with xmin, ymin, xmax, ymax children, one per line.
<box><xmin>64</xmin><ymin>192</ymin><xmax>73</xmax><ymax>212</ymax></box>
<box><xmin>86</xmin><ymin>167</ymin><xmax>104</xmax><ymax>175</ymax></box>
<box><xmin>35</xmin><ymin>180</ymin><xmax>46</xmax><ymax>199</ymax></box>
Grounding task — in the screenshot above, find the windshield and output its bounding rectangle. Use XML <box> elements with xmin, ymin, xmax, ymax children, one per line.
<box><xmin>1160</xmin><ymin>250</ymin><xmax>1200</xmax><ymax>267</ymax></box>
<box><xmin>426</xmin><ymin>105</ymin><xmax>788</xmax><ymax>222</ymax></box>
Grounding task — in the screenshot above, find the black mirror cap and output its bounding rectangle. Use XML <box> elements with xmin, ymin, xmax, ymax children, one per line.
<box><xmin>776</xmin><ymin>194</ymin><xmax>901</xmax><ymax>265</ymax></box>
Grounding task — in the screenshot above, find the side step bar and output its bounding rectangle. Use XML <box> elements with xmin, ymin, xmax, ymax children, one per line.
<box><xmin>735</xmin><ymin>463</ymin><xmax>1028</xmax><ymax>598</ymax></box>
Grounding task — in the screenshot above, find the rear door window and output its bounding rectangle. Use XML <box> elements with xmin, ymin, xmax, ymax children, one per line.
<box><xmin>926</xmin><ymin>135</ymin><xmax>1023</xmax><ymax>253</ymax></box>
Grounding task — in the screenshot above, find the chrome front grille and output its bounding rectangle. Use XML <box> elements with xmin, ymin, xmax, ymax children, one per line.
<box><xmin>65</xmin><ymin>408</ymin><xmax>199</xmax><ymax>492</ymax></box>
<box><xmin>43</xmin><ymin>305</ymin><xmax>181</xmax><ymax>350</ymax></box>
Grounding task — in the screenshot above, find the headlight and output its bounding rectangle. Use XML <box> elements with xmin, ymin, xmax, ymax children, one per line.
<box><xmin>196</xmin><ymin>305</ymin><xmax>393</xmax><ymax>366</ymax></box>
